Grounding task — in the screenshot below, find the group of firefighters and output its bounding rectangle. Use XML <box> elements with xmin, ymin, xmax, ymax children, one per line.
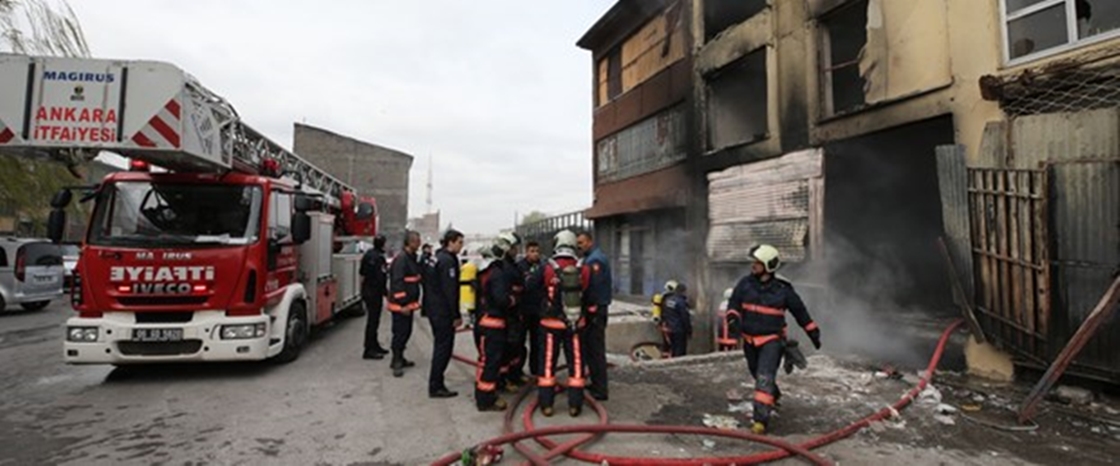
<box><xmin>357</xmin><ymin>228</ymin><xmax>613</xmax><ymax>416</ymax></box>
<box><xmin>357</xmin><ymin>227</ymin><xmax>821</xmax><ymax>434</ymax></box>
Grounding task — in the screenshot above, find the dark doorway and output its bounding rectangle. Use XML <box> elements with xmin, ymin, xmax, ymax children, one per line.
<box><xmin>820</xmin><ymin>115</ymin><xmax>957</xmax><ymax>366</ymax></box>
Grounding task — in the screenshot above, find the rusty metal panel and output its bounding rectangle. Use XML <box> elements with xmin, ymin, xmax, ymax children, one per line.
<box><xmin>969</xmin><ymin>167</ymin><xmax>1051</xmax><ymax>363</ymax></box>
<box><xmin>1010</xmin><ymin>108</ymin><xmax>1120</xmax><ymax>169</ymax></box>
<box><xmin>707</xmin><ymin>149</ymin><xmax>823</xmax><ymax>263</ymax></box>
<box><xmin>1049</xmin><ymin>160</ymin><xmax>1120</xmax><ymax>378</ymax></box>
<box><xmin>937</xmin><ymin>145</ymin><xmax>975</xmax><ymax>303</ymax></box>
<box><xmin>596</xmin><ymin>104</ymin><xmax>687</xmax><ymax>183</ymax></box>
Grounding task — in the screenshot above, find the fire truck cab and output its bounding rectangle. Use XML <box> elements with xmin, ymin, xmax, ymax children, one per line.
<box><xmin>0</xmin><ymin>54</ymin><xmax>375</xmax><ymax>365</ymax></box>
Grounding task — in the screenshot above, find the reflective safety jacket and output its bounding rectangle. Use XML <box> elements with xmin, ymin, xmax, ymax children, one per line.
<box><xmin>387</xmin><ymin>250</ymin><xmax>423</xmax><ymax>313</ymax></box>
<box><xmin>727</xmin><ymin>274</ymin><xmax>818</xmax><ymax>346</ymax></box>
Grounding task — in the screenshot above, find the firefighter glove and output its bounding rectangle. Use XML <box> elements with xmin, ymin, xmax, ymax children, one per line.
<box><xmin>808</xmin><ymin>328</ymin><xmax>821</xmax><ymax>350</ymax></box>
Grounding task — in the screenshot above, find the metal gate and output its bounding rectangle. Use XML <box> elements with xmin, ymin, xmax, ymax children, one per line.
<box><xmin>968</xmin><ymin>168</ymin><xmax>1052</xmax><ymax>363</ymax></box>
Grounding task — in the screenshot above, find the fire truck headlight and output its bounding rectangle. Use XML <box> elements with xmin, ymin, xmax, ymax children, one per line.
<box><xmin>221</xmin><ymin>323</ymin><xmax>266</xmax><ymax>340</ymax></box>
<box><xmin>67</xmin><ymin>327</ymin><xmax>99</xmax><ymax>342</ymax></box>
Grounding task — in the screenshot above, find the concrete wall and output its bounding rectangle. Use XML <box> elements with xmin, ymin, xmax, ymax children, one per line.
<box><xmin>292</xmin><ymin>123</ymin><xmax>412</xmax><ymax>248</ymax></box>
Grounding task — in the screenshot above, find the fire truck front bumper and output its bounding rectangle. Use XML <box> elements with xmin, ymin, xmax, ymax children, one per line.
<box><xmin>63</xmin><ymin>311</ymin><xmax>271</xmax><ymax>364</ymax></box>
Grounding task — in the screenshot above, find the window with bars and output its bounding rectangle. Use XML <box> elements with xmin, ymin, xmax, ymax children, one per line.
<box><xmin>1002</xmin><ymin>0</ymin><xmax>1120</xmax><ymax>63</ymax></box>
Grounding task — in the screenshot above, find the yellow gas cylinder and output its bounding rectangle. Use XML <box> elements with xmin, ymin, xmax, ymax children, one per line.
<box><xmin>650</xmin><ymin>293</ymin><xmax>663</xmax><ymax>323</ymax></box>
<box><xmin>460</xmin><ymin>260</ymin><xmax>478</xmax><ymax>315</ymax></box>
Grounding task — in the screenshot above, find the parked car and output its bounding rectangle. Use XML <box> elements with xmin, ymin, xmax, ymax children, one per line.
<box><xmin>60</xmin><ymin>243</ymin><xmax>80</xmax><ymax>290</ymax></box>
<box><xmin>0</xmin><ymin>237</ymin><xmax>64</xmax><ymax>311</ymax></box>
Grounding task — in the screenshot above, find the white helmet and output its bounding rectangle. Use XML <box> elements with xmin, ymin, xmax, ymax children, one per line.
<box><xmin>554</xmin><ymin>229</ymin><xmax>577</xmax><ymax>252</ymax></box>
<box><xmin>749</xmin><ymin>244</ymin><xmax>781</xmax><ymax>273</ymax></box>
<box><xmin>492</xmin><ymin>232</ymin><xmax>518</xmax><ymax>257</ymax></box>
<box><xmin>664</xmin><ymin>280</ymin><xmax>680</xmax><ymax>293</ymax></box>
<box><xmin>723</xmin><ymin>287</ymin><xmax>734</xmax><ymax>300</ymax></box>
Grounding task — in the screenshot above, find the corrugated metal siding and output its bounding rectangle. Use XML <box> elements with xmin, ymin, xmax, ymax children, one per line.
<box><xmin>596</xmin><ymin>104</ymin><xmax>688</xmax><ymax>183</ymax></box>
<box><xmin>1010</xmin><ymin>108</ymin><xmax>1120</xmax><ymax>169</ymax></box>
<box><xmin>936</xmin><ymin>145</ymin><xmax>976</xmax><ymax>303</ymax></box>
<box><xmin>1050</xmin><ymin>161</ymin><xmax>1120</xmax><ymax>376</ymax></box>
<box><xmin>707</xmin><ymin>149</ymin><xmax>823</xmax><ymax>263</ymax></box>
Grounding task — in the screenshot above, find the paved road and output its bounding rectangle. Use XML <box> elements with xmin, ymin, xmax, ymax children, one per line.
<box><xmin>0</xmin><ymin>301</ymin><xmax>501</xmax><ymax>465</ymax></box>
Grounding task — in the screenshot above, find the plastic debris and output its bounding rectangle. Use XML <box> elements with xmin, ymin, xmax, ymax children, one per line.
<box><xmin>1053</xmin><ymin>386</ymin><xmax>1094</xmax><ymax>406</ymax></box>
<box><xmin>933</xmin><ymin>414</ymin><xmax>956</xmax><ymax>425</ymax></box>
<box><xmin>728</xmin><ymin>401</ymin><xmax>753</xmax><ymax>414</ymax></box>
<box><xmin>702</xmin><ymin>439</ymin><xmax>716</xmax><ymax>450</ymax></box>
<box><xmin>918</xmin><ymin>386</ymin><xmax>943</xmax><ymax>405</ymax></box>
<box><xmin>702</xmin><ymin>414</ymin><xmax>741</xmax><ymax>430</ymax></box>
<box><xmin>935</xmin><ymin>403</ymin><xmax>959</xmax><ymax>415</ymax></box>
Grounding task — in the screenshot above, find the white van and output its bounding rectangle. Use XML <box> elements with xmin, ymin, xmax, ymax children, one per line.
<box><xmin>0</xmin><ymin>237</ymin><xmax>64</xmax><ymax>311</ymax></box>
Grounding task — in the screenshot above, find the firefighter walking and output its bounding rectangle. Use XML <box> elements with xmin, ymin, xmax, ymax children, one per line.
<box><xmin>727</xmin><ymin>244</ymin><xmax>821</xmax><ymax>434</ymax></box>
<box><xmin>475</xmin><ymin>233</ymin><xmax>522</xmax><ymax>411</ymax></box>
<box><xmin>537</xmin><ymin>230</ymin><xmax>592</xmax><ymax>417</ymax></box>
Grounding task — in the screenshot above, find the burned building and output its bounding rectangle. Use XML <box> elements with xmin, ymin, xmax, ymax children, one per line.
<box><xmin>577</xmin><ymin>0</ymin><xmax>703</xmax><ymax>301</ymax></box>
<box><xmin>292</xmin><ymin>123</ymin><xmax>413</xmax><ymax>248</ymax></box>
<box><xmin>582</xmin><ymin>0</ymin><xmax>1120</xmax><ymax>381</ymax></box>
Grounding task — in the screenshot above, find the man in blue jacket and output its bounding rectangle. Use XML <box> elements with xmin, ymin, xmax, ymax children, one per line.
<box><xmin>577</xmin><ymin>230</ymin><xmax>612</xmax><ymax>401</ymax></box>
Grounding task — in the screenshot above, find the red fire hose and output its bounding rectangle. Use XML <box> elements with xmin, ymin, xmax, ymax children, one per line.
<box><xmin>437</xmin><ymin>319</ymin><xmax>964</xmax><ymax>465</ymax></box>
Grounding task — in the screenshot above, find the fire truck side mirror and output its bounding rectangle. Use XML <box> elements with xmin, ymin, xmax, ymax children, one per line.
<box><xmin>293</xmin><ymin>194</ymin><xmax>313</xmax><ymax>213</ymax></box>
<box><xmin>291</xmin><ymin>212</ymin><xmax>311</xmax><ymax>244</ymax></box>
<box><xmin>50</xmin><ymin>189</ymin><xmax>73</xmax><ymax>209</ymax></box>
<box><xmin>47</xmin><ymin>209</ymin><xmax>66</xmax><ymax>244</ymax></box>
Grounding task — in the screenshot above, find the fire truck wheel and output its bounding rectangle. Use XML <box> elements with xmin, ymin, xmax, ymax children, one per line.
<box><xmin>21</xmin><ymin>300</ymin><xmax>50</xmax><ymax>311</ymax></box>
<box><xmin>274</xmin><ymin>301</ymin><xmax>308</xmax><ymax>364</ymax></box>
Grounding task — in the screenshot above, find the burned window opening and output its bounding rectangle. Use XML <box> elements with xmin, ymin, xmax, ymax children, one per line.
<box><xmin>706</xmin><ymin>49</ymin><xmax>768</xmax><ymax>152</ymax></box>
<box><xmin>703</xmin><ymin>0</ymin><xmax>767</xmax><ymax>42</ymax></box>
<box><xmin>820</xmin><ymin>0</ymin><xmax>868</xmax><ymax>116</ymax></box>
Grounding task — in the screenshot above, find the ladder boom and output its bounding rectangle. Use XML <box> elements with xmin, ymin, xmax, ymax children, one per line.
<box><xmin>0</xmin><ymin>54</ymin><xmax>351</xmax><ymax>202</ymax></box>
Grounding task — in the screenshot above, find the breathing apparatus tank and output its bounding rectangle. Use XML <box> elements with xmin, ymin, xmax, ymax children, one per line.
<box><xmin>650</xmin><ymin>293</ymin><xmax>663</xmax><ymax>324</ymax></box>
<box><xmin>460</xmin><ymin>260</ymin><xmax>478</xmax><ymax>317</ymax></box>
<box><xmin>559</xmin><ymin>264</ymin><xmax>583</xmax><ymax>326</ymax></box>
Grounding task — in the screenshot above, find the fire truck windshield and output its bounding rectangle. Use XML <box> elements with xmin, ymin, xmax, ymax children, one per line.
<box><xmin>89</xmin><ymin>181</ymin><xmax>263</xmax><ymax>247</ymax></box>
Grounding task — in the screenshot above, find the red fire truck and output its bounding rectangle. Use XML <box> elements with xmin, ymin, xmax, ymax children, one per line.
<box><xmin>0</xmin><ymin>54</ymin><xmax>377</xmax><ymax>364</ymax></box>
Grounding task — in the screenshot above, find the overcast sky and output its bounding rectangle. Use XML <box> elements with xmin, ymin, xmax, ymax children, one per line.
<box><xmin>70</xmin><ymin>1</ymin><xmax>612</xmax><ymax>234</ymax></box>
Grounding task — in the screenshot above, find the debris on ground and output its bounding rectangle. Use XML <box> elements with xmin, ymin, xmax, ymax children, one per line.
<box><xmin>701</xmin><ymin>414</ymin><xmax>741</xmax><ymax>430</ymax></box>
<box><xmin>727</xmin><ymin>401</ymin><xmax>753</xmax><ymax>414</ymax></box>
<box><xmin>725</xmin><ymin>388</ymin><xmax>743</xmax><ymax>402</ymax></box>
<box><xmin>1052</xmin><ymin>385</ymin><xmax>1095</xmax><ymax>406</ymax></box>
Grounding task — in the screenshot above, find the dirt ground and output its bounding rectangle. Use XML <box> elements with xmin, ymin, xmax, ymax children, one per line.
<box><xmin>565</xmin><ymin>350</ymin><xmax>1120</xmax><ymax>466</ymax></box>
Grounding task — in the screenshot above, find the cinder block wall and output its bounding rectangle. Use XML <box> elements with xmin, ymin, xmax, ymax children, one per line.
<box><xmin>293</xmin><ymin>123</ymin><xmax>413</xmax><ymax>249</ymax></box>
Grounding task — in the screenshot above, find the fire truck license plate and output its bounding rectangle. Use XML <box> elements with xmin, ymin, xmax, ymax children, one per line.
<box><xmin>132</xmin><ymin>328</ymin><xmax>183</xmax><ymax>342</ymax></box>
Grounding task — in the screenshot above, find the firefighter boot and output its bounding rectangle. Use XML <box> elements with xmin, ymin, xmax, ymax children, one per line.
<box><xmin>751</xmin><ymin>421</ymin><xmax>767</xmax><ymax>435</ymax></box>
<box><xmin>569</xmin><ymin>406</ymin><xmax>582</xmax><ymax>417</ymax></box>
<box><xmin>391</xmin><ymin>352</ymin><xmax>405</xmax><ymax>377</ymax></box>
<box><xmin>478</xmin><ymin>399</ymin><xmax>508</xmax><ymax>412</ymax></box>
<box><xmin>541</xmin><ymin>406</ymin><xmax>554</xmax><ymax>417</ymax></box>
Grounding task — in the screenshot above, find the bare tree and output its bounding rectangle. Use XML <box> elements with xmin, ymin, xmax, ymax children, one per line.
<box><xmin>1</xmin><ymin>0</ymin><xmax>89</xmax><ymax>57</ymax></box>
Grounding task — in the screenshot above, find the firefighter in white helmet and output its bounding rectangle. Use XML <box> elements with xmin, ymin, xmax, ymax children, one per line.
<box><xmin>537</xmin><ymin>229</ymin><xmax>593</xmax><ymax>417</ymax></box>
<box><xmin>474</xmin><ymin>232</ymin><xmax>523</xmax><ymax>412</ymax></box>
<box><xmin>726</xmin><ymin>244</ymin><xmax>821</xmax><ymax>435</ymax></box>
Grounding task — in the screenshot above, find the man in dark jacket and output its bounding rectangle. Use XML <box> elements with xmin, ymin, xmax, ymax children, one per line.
<box><xmin>360</xmin><ymin>235</ymin><xmax>389</xmax><ymax>360</ymax></box>
<box><xmin>577</xmin><ymin>230</ymin><xmax>612</xmax><ymax>401</ymax></box>
<box><xmin>728</xmin><ymin>244</ymin><xmax>821</xmax><ymax>435</ymax></box>
<box><xmin>516</xmin><ymin>241</ymin><xmax>546</xmax><ymax>377</ymax></box>
<box><xmin>427</xmin><ymin>229</ymin><xmax>464</xmax><ymax>398</ymax></box>
<box><xmin>388</xmin><ymin>231</ymin><xmax>424</xmax><ymax>377</ymax></box>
